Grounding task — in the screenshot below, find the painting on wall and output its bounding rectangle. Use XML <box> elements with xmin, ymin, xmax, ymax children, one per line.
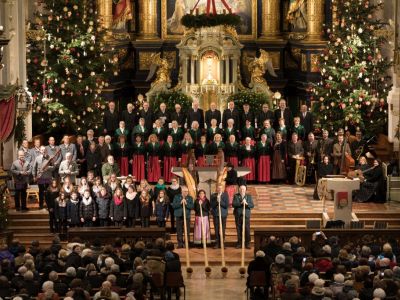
<box><xmin>161</xmin><ymin>0</ymin><xmax>256</xmax><ymax>40</ymax></box>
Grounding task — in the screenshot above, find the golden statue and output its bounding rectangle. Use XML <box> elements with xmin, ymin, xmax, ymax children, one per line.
<box><xmin>146</xmin><ymin>52</ymin><xmax>172</xmax><ymax>88</ymax></box>
<box><xmin>248</xmin><ymin>49</ymin><xmax>277</xmax><ymax>85</ymax></box>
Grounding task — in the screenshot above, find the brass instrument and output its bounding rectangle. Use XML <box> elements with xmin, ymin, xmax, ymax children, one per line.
<box><xmin>307</xmin><ymin>147</ymin><xmax>316</xmax><ymax>178</ymax></box>
<box><xmin>295</xmin><ymin>156</ymin><xmax>306</xmax><ymax>186</ymax></box>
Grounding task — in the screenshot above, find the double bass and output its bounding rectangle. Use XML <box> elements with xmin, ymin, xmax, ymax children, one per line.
<box><xmin>339</xmin><ymin>136</ymin><xmax>355</xmax><ymax>175</ymax></box>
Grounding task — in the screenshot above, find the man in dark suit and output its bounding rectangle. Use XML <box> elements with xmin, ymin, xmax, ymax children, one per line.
<box><xmin>233</xmin><ymin>185</ymin><xmax>254</xmax><ymax>249</ymax></box>
<box><xmin>274</xmin><ymin>99</ymin><xmax>293</xmax><ymax>130</ymax></box>
<box><xmin>103</xmin><ymin>101</ymin><xmax>119</xmax><ymax>135</ymax></box>
<box><xmin>121</xmin><ymin>103</ymin><xmax>137</xmax><ymax>132</ymax></box>
<box><xmin>155</xmin><ymin>102</ymin><xmax>170</xmax><ymax>128</ymax></box>
<box><xmin>222</xmin><ymin>101</ymin><xmax>240</xmax><ymax>130</ymax></box>
<box><xmin>299</xmin><ymin>104</ymin><xmax>314</xmax><ymax>136</ymax></box>
<box><xmin>257</xmin><ymin>103</ymin><xmax>275</xmax><ymax>129</ymax></box>
<box><xmin>287</xmin><ymin>132</ymin><xmax>304</xmax><ymax>184</ymax></box>
<box><xmin>170</xmin><ymin>103</ymin><xmax>186</xmax><ymax>128</ymax></box>
<box><xmin>240</xmin><ymin>103</ymin><xmax>255</xmax><ymax>128</ymax></box>
<box><xmin>139</xmin><ymin>101</ymin><xmax>154</xmax><ymax>133</ymax></box>
<box><xmin>205</xmin><ymin>102</ymin><xmax>221</xmax><ymax>128</ymax></box>
<box><xmin>187</xmin><ymin>101</ymin><xmax>204</xmax><ymax>129</ymax></box>
<box><xmin>210</xmin><ymin>184</ymin><xmax>229</xmax><ymax>249</ymax></box>
<box><xmin>10</xmin><ymin>150</ymin><xmax>32</xmax><ymax>211</ymax></box>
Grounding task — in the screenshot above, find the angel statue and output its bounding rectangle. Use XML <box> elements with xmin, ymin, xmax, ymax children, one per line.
<box><xmin>248</xmin><ymin>49</ymin><xmax>277</xmax><ymax>96</ymax></box>
<box><xmin>145</xmin><ymin>53</ymin><xmax>172</xmax><ymax>100</ymax></box>
<box><xmin>286</xmin><ymin>0</ymin><xmax>307</xmax><ymax>31</ymax></box>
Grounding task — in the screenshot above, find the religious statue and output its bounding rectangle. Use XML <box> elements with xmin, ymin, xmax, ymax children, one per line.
<box><xmin>286</xmin><ymin>0</ymin><xmax>307</xmax><ymax>31</ymax></box>
<box><xmin>168</xmin><ymin>0</ymin><xmax>186</xmax><ymax>34</ymax></box>
<box><xmin>247</xmin><ymin>50</ymin><xmax>277</xmax><ymax>99</ymax></box>
<box><xmin>145</xmin><ymin>53</ymin><xmax>172</xmax><ymax>100</ymax></box>
<box><xmin>113</xmin><ymin>0</ymin><xmax>133</xmax><ymax>30</ymax></box>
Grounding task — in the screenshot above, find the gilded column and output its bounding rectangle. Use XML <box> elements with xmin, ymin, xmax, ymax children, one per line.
<box><xmin>307</xmin><ymin>0</ymin><xmax>325</xmax><ymax>41</ymax></box>
<box><xmin>97</xmin><ymin>0</ymin><xmax>113</xmax><ymax>32</ymax></box>
<box><xmin>260</xmin><ymin>0</ymin><xmax>281</xmax><ymax>39</ymax></box>
<box><xmin>138</xmin><ymin>0</ymin><xmax>158</xmax><ymax>39</ymax></box>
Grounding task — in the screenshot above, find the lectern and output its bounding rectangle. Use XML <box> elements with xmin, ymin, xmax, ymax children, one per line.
<box><xmin>326</xmin><ymin>178</ymin><xmax>360</xmax><ymax>227</ymax></box>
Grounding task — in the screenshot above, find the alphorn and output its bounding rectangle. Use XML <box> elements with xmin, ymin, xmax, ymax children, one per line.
<box><xmin>241</xmin><ymin>200</ymin><xmax>246</xmax><ymax>269</ymax></box>
<box><xmin>199</xmin><ymin>200</ymin><xmax>209</xmax><ymax>268</ymax></box>
<box><xmin>218</xmin><ymin>194</ymin><xmax>226</xmax><ymax>267</ymax></box>
<box><xmin>182</xmin><ymin>198</ymin><xmax>190</xmax><ymax>269</ymax></box>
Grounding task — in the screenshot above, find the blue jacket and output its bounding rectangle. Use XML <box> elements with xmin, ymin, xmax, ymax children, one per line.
<box><xmin>172</xmin><ymin>194</ymin><xmax>193</xmax><ymax>218</ymax></box>
<box><xmin>232</xmin><ymin>193</ymin><xmax>254</xmax><ymax>218</ymax></box>
<box><xmin>210</xmin><ymin>192</ymin><xmax>229</xmax><ymax>218</ymax></box>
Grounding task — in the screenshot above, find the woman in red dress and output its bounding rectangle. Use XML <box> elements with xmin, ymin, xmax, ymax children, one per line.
<box><xmin>225</xmin><ymin>134</ymin><xmax>239</xmax><ymax>167</ymax></box>
<box><xmin>115</xmin><ymin>135</ymin><xmax>130</xmax><ymax>176</ymax></box>
<box><xmin>146</xmin><ymin>134</ymin><xmax>161</xmax><ymax>183</ymax></box>
<box><xmin>195</xmin><ymin>135</ymin><xmax>208</xmax><ymax>167</ymax></box>
<box><xmin>180</xmin><ymin>132</ymin><xmax>193</xmax><ymax>167</ymax></box>
<box><xmin>256</xmin><ymin>134</ymin><xmax>271</xmax><ymax>183</ymax></box>
<box><xmin>132</xmin><ymin>134</ymin><xmax>146</xmax><ymax>182</ymax></box>
<box><xmin>240</xmin><ymin>137</ymin><xmax>256</xmax><ymax>182</ymax></box>
<box><xmin>162</xmin><ymin>135</ymin><xmax>179</xmax><ymax>182</ymax></box>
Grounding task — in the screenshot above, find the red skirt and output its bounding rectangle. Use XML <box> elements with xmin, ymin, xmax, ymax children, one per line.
<box><xmin>118</xmin><ymin>157</ymin><xmax>129</xmax><ymax>176</ymax></box>
<box><xmin>181</xmin><ymin>154</ymin><xmax>188</xmax><ymax>166</ymax></box>
<box><xmin>197</xmin><ymin>156</ymin><xmax>206</xmax><ymax>167</ymax></box>
<box><xmin>132</xmin><ymin>155</ymin><xmax>145</xmax><ymax>182</ymax></box>
<box><xmin>227</xmin><ymin>156</ymin><xmax>239</xmax><ymax>167</ymax></box>
<box><xmin>225</xmin><ymin>185</ymin><xmax>237</xmax><ymax>207</ymax></box>
<box><xmin>163</xmin><ymin>156</ymin><xmax>177</xmax><ymax>182</ymax></box>
<box><xmin>257</xmin><ymin>155</ymin><xmax>271</xmax><ymax>183</ymax></box>
<box><xmin>242</xmin><ymin>158</ymin><xmax>256</xmax><ymax>181</ymax></box>
<box><xmin>147</xmin><ymin>156</ymin><xmax>161</xmax><ymax>182</ymax></box>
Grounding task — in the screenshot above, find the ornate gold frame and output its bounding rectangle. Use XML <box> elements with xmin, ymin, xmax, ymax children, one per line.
<box><xmin>161</xmin><ymin>0</ymin><xmax>257</xmax><ymax>40</ymax></box>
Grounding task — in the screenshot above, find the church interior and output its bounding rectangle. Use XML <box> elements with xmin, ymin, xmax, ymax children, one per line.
<box><xmin>0</xmin><ymin>0</ymin><xmax>400</xmax><ymax>299</ymax></box>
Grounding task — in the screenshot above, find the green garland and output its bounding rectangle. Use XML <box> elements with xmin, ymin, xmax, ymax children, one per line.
<box><xmin>228</xmin><ymin>90</ymin><xmax>272</xmax><ymax>112</ymax></box>
<box><xmin>181</xmin><ymin>13</ymin><xmax>241</xmax><ymax>29</ymax></box>
<box><xmin>151</xmin><ymin>91</ymin><xmax>192</xmax><ymax>113</ymax></box>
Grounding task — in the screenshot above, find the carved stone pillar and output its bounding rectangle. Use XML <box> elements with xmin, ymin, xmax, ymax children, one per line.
<box><xmin>190</xmin><ymin>58</ymin><xmax>195</xmax><ymax>84</ymax></box>
<box><xmin>138</xmin><ymin>0</ymin><xmax>158</xmax><ymax>39</ymax></box>
<box><xmin>260</xmin><ymin>0</ymin><xmax>281</xmax><ymax>39</ymax></box>
<box><xmin>225</xmin><ymin>57</ymin><xmax>230</xmax><ymax>84</ymax></box>
<box><xmin>182</xmin><ymin>57</ymin><xmax>188</xmax><ymax>84</ymax></box>
<box><xmin>97</xmin><ymin>0</ymin><xmax>113</xmax><ymax>32</ymax></box>
<box><xmin>307</xmin><ymin>0</ymin><xmax>325</xmax><ymax>41</ymax></box>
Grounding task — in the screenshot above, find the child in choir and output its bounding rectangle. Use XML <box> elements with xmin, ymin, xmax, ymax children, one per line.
<box><xmin>189</xmin><ymin>121</ymin><xmax>202</xmax><ymax>145</ymax></box>
<box><xmin>209</xmin><ymin>133</ymin><xmax>225</xmax><ymax>155</ymax></box>
<box><xmin>162</xmin><ymin>135</ymin><xmax>179</xmax><ymax>182</ymax></box>
<box><xmin>180</xmin><ymin>133</ymin><xmax>193</xmax><ymax>167</ymax></box>
<box><xmin>241</xmin><ymin>119</ymin><xmax>255</xmax><ymax>141</ymax></box>
<box><xmin>110</xmin><ymin>187</ymin><xmax>126</xmax><ymax>226</ymax></box>
<box><xmin>79</xmin><ymin>189</ymin><xmax>97</xmax><ymax>227</ymax></box>
<box><xmin>140</xmin><ymin>190</ymin><xmax>151</xmax><ymax>228</ymax></box>
<box><xmin>257</xmin><ymin>134</ymin><xmax>272</xmax><ymax>183</ymax></box>
<box><xmin>115</xmin><ymin>121</ymin><xmax>129</xmax><ymax>140</ymax></box>
<box><xmin>167</xmin><ymin>177</ymin><xmax>181</xmax><ymax>233</ymax></box>
<box><xmin>125</xmin><ymin>185</ymin><xmax>140</xmax><ymax>227</ymax></box>
<box><xmin>91</xmin><ymin>176</ymin><xmax>103</xmax><ymax>198</ymax></box>
<box><xmin>122</xmin><ymin>175</ymin><xmax>135</xmax><ymax>194</ymax></box>
<box><xmin>67</xmin><ymin>191</ymin><xmax>81</xmax><ymax>228</ymax></box>
<box><xmin>132</xmin><ymin>135</ymin><xmax>146</xmax><ymax>182</ymax></box>
<box><xmin>194</xmin><ymin>190</ymin><xmax>211</xmax><ymax>246</ymax></box>
<box><xmin>292</xmin><ymin>117</ymin><xmax>305</xmax><ymax>140</ymax></box>
<box><xmin>225</xmin><ymin>163</ymin><xmax>238</xmax><ymax>207</ymax></box>
<box><xmin>78</xmin><ymin>177</ymin><xmax>90</xmax><ymax>197</ymax></box>
<box><xmin>154</xmin><ymin>190</ymin><xmax>170</xmax><ymax>227</ymax></box>
<box><xmin>169</xmin><ymin>120</ymin><xmax>183</xmax><ymax>143</ymax></box>
<box><xmin>153</xmin><ymin>119</ymin><xmax>167</xmax><ymax>143</ymax></box>
<box><xmin>206</xmin><ymin>118</ymin><xmax>221</xmax><ymax>143</ymax></box>
<box><xmin>223</xmin><ymin>119</ymin><xmax>237</xmax><ymax>142</ymax></box>
<box><xmin>195</xmin><ymin>135</ymin><xmax>208</xmax><ymax>167</ymax></box>
<box><xmin>96</xmin><ymin>186</ymin><xmax>111</xmax><ymax>227</ymax></box>
<box><xmin>272</xmin><ymin>132</ymin><xmax>287</xmax><ymax>182</ymax></box>
<box><xmin>115</xmin><ymin>135</ymin><xmax>131</xmax><ymax>176</ymax></box>
<box><xmin>54</xmin><ymin>192</ymin><xmax>68</xmax><ymax>235</ymax></box>
<box><xmin>146</xmin><ymin>134</ymin><xmax>161</xmax><ymax>183</ymax></box>
<box><xmin>225</xmin><ymin>135</ymin><xmax>239</xmax><ymax>167</ymax></box>
<box><xmin>46</xmin><ymin>179</ymin><xmax>59</xmax><ymax>233</ymax></box>
<box><xmin>240</xmin><ymin>137</ymin><xmax>256</xmax><ymax>182</ymax></box>
<box><xmin>259</xmin><ymin>119</ymin><xmax>276</xmax><ymax>141</ymax></box>
<box><xmin>105</xmin><ymin>173</ymin><xmax>121</xmax><ymax>195</ymax></box>
<box><xmin>154</xmin><ymin>178</ymin><xmax>166</xmax><ymax>200</ymax></box>
<box><xmin>61</xmin><ymin>176</ymin><xmax>74</xmax><ymax>197</ymax></box>
<box><xmin>278</xmin><ymin>118</ymin><xmax>288</xmax><ymax>140</ymax></box>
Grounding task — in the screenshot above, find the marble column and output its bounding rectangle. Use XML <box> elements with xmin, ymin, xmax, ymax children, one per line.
<box><xmin>307</xmin><ymin>0</ymin><xmax>325</xmax><ymax>41</ymax></box>
<box><xmin>219</xmin><ymin>59</ymin><xmax>224</xmax><ymax>85</ymax></box>
<box><xmin>190</xmin><ymin>57</ymin><xmax>195</xmax><ymax>84</ymax></box>
<box><xmin>260</xmin><ymin>0</ymin><xmax>281</xmax><ymax>39</ymax></box>
<box><xmin>182</xmin><ymin>56</ymin><xmax>188</xmax><ymax>85</ymax></box>
<box><xmin>138</xmin><ymin>0</ymin><xmax>158</xmax><ymax>39</ymax></box>
<box><xmin>225</xmin><ymin>57</ymin><xmax>230</xmax><ymax>84</ymax></box>
<box><xmin>232</xmin><ymin>57</ymin><xmax>237</xmax><ymax>84</ymax></box>
<box><xmin>97</xmin><ymin>0</ymin><xmax>113</xmax><ymax>32</ymax></box>
<box><xmin>196</xmin><ymin>58</ymin><xmax>200</xmax><ymax>85</ymax></box>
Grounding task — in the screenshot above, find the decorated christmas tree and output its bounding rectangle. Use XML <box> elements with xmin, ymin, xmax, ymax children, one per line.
<box><xmin>27</xmin><ymin>0</ymin><xmax>116</xmax><ymax>135</ymax></box>
<box><xmin>312</xmin><ymin>0</ymin><xmax>391</xmax><ymax>135</ymax></box>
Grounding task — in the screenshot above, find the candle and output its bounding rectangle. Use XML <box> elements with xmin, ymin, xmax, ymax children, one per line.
<box><xmin>0</xmin><ymin>26</ymin><xmax>3</xmax><ymax>31</ymax></box>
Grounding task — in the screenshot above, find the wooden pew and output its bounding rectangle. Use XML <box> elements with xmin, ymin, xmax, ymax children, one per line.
<box><xmin>253</xmin><ymin>228</ymin><xmax>400</xmax><ymax>256</ymax></box>
<box><xmin>68</xmin><ymin>227</ymin><xmax>166</xmax><ymax>244</ymax></box>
